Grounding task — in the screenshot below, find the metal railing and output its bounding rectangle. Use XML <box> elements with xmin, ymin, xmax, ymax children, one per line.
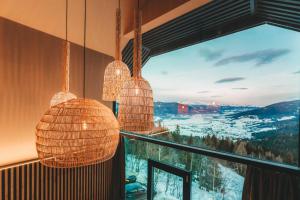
<box><xmin>120</xmin><ymin>131</ymin><xmax>300</xmax><ymax>175</ymax></box>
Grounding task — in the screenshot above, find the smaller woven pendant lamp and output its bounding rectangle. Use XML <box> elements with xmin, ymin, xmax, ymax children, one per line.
<box><xmin>36</xmin><ymin>0</ymin><xmax>120</xmax><ymax>168</ymax></box>
<box><xmin>50</xmin><ymin>0</ymin><xmax>76</xmax><ymax>107</ymax></box>
<box><xmin>102</xmin><ymin>0</ymin><xmax>130</xmax><ymax>101</ymax></box>
<box><xmin>117</xmin><ymin>0</ymin><xmax>154</xmax><ymax>133</ymax></box>
<box><xmin>50</xmin><ymin>42</ymin><xmax>76</xmax><ymax>106</ymax></box>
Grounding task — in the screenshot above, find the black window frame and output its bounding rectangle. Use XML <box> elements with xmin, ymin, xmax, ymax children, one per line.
<box><xmin>147</xmin><ymin>159</ymin><xmax>192</xmax><ymax>200</ymax></box>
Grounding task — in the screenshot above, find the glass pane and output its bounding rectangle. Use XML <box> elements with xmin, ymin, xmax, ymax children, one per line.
<box><xmin>125</xmin><ymin>138</ymin><xmax>245</xmax><ymax>200</ymax></box>
<box><xmin>125</xmin><ymin>140</ymin><xmax>148</xmax><ymax>200</ymax></box>
<box><xmin>142</xmin><ymin>24</ymin><xmax>300</xmax><ymax>166</ymax></box>
<box><xmin>153</xmin><ymin>168</ymin><xmax>183</xmax><ymax>200</ymax></box>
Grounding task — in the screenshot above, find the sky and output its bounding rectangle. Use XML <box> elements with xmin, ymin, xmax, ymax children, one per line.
<box><xmin>142</xmin><ymin>25</ymin><xmax>300</xmax><ymax>106</ymax></box>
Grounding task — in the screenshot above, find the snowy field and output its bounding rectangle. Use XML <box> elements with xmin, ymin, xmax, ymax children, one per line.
<box><xmin>154</xmin><ymin>112</ymin><xmax>287</xmax><ymax>140</ymax></box>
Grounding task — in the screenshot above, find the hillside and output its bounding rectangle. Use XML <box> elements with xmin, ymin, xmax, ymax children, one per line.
<box><xmin>231</xmin><ymin>100</ymin><xmax>300</xmax><ymax>119</ymax></box>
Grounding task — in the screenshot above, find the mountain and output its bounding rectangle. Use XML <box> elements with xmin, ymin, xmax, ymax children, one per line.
<box><xmin>154</xmin><ymin>102</ymin><xmax>179</xmax><ymax>115</ymax></box>
<box><xmin>231</xmin><ymin>100</ymin><xmax>300</xmax><ymax>119</ymax></box>
<box><xmin>154</xmin><ymin>102</ymin><xmax>256</xmax><ymax>116</ymax></box>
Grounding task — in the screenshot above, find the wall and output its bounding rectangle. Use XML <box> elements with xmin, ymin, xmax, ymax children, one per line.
<box><xmin>0</xmin><ymin>17</ymin><xmax>113</xmax><ymax>166</ymax></box>
<box><xmin>0</xmin><ymin>0</ymin><xmax>118</xmax><ymax>57</ymax></box>
<box><xmin>0</xmin><ymin>160</ymin><xmax>114</xmax><ymax>200</ymax></box>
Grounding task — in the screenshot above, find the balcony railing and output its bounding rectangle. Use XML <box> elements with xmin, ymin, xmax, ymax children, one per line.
<box><xmin>121</xmin><ymin>131</ymin><xmax>300</xmax><ymax>200</ymax></box>
<box><xmin>121</xmin><ymin>131</ymin><xmax>300</xmax><ymax>175</ymax></box>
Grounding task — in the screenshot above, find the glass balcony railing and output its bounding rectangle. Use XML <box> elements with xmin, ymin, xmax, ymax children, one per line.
<box><xmin>122</xmin><ymin>131</ymin><xmax>300</xmax><ymax>200</ymax></box>
<box><xmin>124</xmin><ymin>134</ymin><xmax>247</xmax><ymax>200</ymax></box>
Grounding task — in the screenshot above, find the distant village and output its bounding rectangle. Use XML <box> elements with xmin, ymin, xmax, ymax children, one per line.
<box><xmin>155</xmin><ymin>102</ymin><xmax>220</xmax><ymax>115</ymax></box>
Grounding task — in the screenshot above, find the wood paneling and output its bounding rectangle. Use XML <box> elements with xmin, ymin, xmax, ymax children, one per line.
<box><xmin>0</xmin><ymin>160</ymin><xmax>114</xmax><ymax>200</ymax></box>
<box><xmin>0</xmin><ymin>16</ymin><xmax>113</xmax><ymax>166</ymax></box>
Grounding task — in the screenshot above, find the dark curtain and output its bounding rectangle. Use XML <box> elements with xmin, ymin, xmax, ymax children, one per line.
<box><xmin>111</xmin><ymin>136</ymin><xmax>126</xmax><ymax>200</ymax></box>
<box><xmin>242</xmin><ymin>166</ymin><xmax>300</xmax><ymax>200</ymax></box>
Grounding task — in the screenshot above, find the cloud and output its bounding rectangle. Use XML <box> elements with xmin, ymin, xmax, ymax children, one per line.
<box><xmin>232</xmin><ymin>87</ymin><xmax>248</xmax><ymax>90</ymax></box>
<box><xmin>293</xmin><ymin>70</ymin><xmax>300</xmax><ymax>74</ymax></box>
<box><xmin>197</xmin><ymin>90</ymin><xmax>210</xmax><ymax>94</ymax></box>
<box><xmin>215</xmin><ymin>77</ymin><xmax>245</xmax><ymax>84</ymax></box>
<box><xmin>211</xmin><ymin>95</ymin><xmax>222</xmax><ymax>98</ymax></box>
<box><xmin>161</xmin><ymin>71</ymin><xmax>168</xmax><ymax>75</ymax></box>
<box><xmin>215</xmin><ymin>49</ymin><xmax>290</xmax><ymax>66</ymax></box>
<box><xmin>199</xmin><ymin>48</ymin><xmax>224</xmax><ymax>61</ymax></box>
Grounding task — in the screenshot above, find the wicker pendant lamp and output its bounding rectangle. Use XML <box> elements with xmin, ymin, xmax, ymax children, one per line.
<box><xmin>35</xmin><ymin>0</ymin><xmax>120</xmax><ymax>168</ymax></box>
<box><xmin>117</xmin><ymin>0</ymin><xmax>154</xmax><ymax>133</ymax></box>
<box><xmin>50</xmin><ymin>0</ymin><xmax>76</xmax><ymax>107</ymax></box>
<box><xmin>102</xmin><ymin>0</ymin><xmax>130</xmax><ymax>101</ymax></box>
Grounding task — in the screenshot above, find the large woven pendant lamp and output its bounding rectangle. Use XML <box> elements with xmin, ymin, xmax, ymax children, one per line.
<box><xmin>35</xmin><ymin>0</ymin><xmax>120</xmax><ymax>168</ymax></box>
<box><xmin>102</xmin><ymin>0</ymin><xmax>130</xmax><ymax>101</ymax></box>
<box><xmin>117</xmin><ymin>0</ymin><xmax>154</xmax><ymax>133</ymax></box>
<box><xmin>50</xmin><ymin>0</ymin><xmax>76</xmax><ymax>107</ymax></box>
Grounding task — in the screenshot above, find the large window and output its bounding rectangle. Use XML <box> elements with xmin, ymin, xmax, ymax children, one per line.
<box><xmin>142</xmin><ymin>24</ymin><xmax>300</xmax><ymax>166</ymax></box>
<box><xmin>124</xmin><ymin>24</ymin><xmax>300</xmax><ymax>200</ymax></box>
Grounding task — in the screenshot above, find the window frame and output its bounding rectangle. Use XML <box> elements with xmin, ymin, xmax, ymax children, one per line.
<box><xmin>147</xmin><ymin>159</ymin><xmax>192</xmax><ymax>200</ymax></box>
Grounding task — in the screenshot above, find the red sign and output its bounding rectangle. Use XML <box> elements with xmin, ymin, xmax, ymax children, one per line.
<box><xmin>178</xmin><ymin>103</ymin><xmax>188</xmax><ymax>114</ymax></box>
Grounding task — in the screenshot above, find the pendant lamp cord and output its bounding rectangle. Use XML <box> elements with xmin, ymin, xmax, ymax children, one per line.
<box><xmin>138</xmin><ymin>0</ymin><xmax>141</xmax><ymax>76</ymax></box>
<box><xmin>63</xmin><ymin>0</ymin><xmax>70</xmax><ymax>92</ymax></box>
<box><xmin>65</xmin><ymin>0</ymin><xmax>68</xmax><ymax>42</ymax></box>
<box><xmin>115</xmin><ymin>0</ymin><xmax>121</xmax><ymax>60</ymax></box>
<box><xmin>133</xmin><ymin>0</ymin><xmax>142</xmax><ymax>78</ymax></box>
<box><xmin>83</xmin><ymin>0</ymin><xmax>87</xmax><ymax>98</ymax></box>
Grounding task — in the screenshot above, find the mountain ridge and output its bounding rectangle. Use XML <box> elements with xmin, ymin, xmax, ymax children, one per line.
<box><xmin>231</xmin><ymin>100</ymin><xmax>300</xmax><ymax>119</ymax></box>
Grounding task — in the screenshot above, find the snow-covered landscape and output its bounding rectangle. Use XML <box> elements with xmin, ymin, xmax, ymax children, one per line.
<box><xmin>125</xmin><ymin>100</ymin><xmax>299</xmax><ymax>200</ymax></box>
<box><xmin>126</xmin><ymin>155</ymin><xmax>244</xmax><ymax>200</ymax></box>
<box><xmin>155</xmin><ymin>112</ymin><xmax>276</xmax><ymax>139</ymax></box>
<box><xmin>154</xmin><ymin>101</ymin><xmax>299</xmax><ymax>140</ymax></box>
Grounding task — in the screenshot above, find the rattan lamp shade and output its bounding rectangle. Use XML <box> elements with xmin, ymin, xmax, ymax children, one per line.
<box><xmin>50</xmin><ymin>91</ymin><xmax>76</xmax><ymax>107</ymax></box>
<box><xmin>102</xmin><ymin>60</ymin><xmax>130</xmax><ymax>101</ymax></box>
<box><xmin>102</xmin><ymin>7</ymin><xmax>130</xmax><ymax>101</ymax></box>
<box><xmin>118</xmin><ymin>77</ymin><xmax>154</xmax><ymax>132</ymax></box>
<box><xmin>117</xmin><ymin>2</ymin><xmax>154</xmax><ymax>133</ymax></box>
<box><xmin>36</xmin><ymin>98</ymin><xmax>119</xmax><ymax>168</ymax></box>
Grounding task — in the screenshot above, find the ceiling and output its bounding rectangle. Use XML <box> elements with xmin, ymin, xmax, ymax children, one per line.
<box><xmin>122</xmin><ymin>0</ymin><xmax>300</xmax><ymax>70</ymax></box>
<box><xmin>0</xmin><ymin>0</ymin><xmax>211</xmax><ymax>57</ymax></box>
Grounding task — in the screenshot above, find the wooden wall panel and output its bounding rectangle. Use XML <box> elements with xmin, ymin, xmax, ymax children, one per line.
<box><xmin>0</xmin><ymin>17</ymin><xmax>113</xmax><ymax>166</ymax></box>
<box><xmin>0</xmin><ymin>160</ymin><xmax>113</xmax><ymax>200</ymax></box>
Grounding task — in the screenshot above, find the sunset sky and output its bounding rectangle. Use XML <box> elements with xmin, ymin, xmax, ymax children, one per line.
<box><xmin>143</xmin><ymin>25</ymin><xmax>300</xmax><ymax>106</ymax></box>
